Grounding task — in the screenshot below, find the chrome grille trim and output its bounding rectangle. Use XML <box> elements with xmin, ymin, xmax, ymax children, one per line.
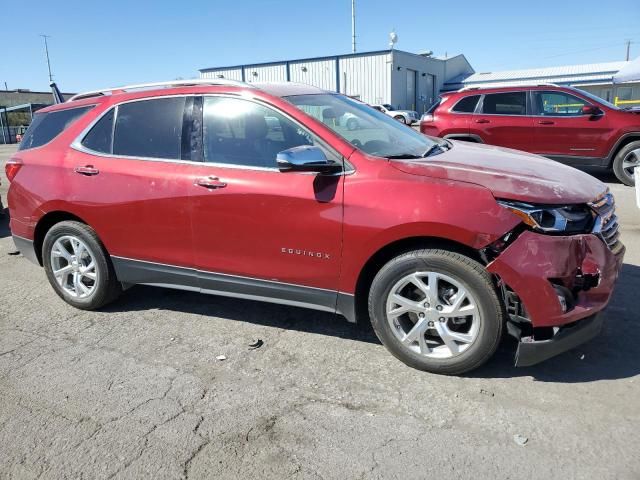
<box><xmin>589</xmin><ymin>193</ymin><xmax>622</xmax><ymax>252</ymax></box>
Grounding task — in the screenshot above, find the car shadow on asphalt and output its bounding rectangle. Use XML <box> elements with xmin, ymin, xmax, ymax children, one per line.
<box><xmin>0</xmin><ymin>208</ymin><xmax>10</xmax><ymax>239</ymax></box>
<box><xmin>470</xmin><ymin>263</ymin><xmax>640</xmax><ymax>383</ymax></box>
<box><xmin>104</xmin><ymin>284</ymin><xmax>382</xmax><ymax>345</ymax></box>
<box><xmin>103</xmin><ymin>263</ymin><xmax>639</xmax><ymax>382</ymax></box>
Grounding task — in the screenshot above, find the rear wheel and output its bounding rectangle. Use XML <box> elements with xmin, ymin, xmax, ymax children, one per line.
<box><xmin>394</xmin><ymin>115</ymin><xmax>407</xmax><ymax>124</ymax></box>
<box><xmin>43</xmin><ymin>221</ymin><xmax>121</xmax><ymax>310</ymax></box>
<box><xmin>612</xmin><ymin>140</ymin><xmax>640</xmax><ymax>186</ymax></box>
<box><xmin>368</xmin><ymin>249</ymin><xmax>504</xmax><ymax>375</ymax></box>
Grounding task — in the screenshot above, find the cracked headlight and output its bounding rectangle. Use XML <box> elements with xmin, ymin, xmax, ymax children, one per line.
<box><xmin>498</xmin><ymin>200</ymin><xmax>595</xmax><ymax>233</ymax></box>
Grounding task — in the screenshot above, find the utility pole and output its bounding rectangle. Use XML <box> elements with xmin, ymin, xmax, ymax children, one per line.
<box><xmin>40</xmin><ymin>34</ymin><xmax>54</xmax><ymax>82</ymax></box>
<box><xmin>351</xmin><ymin>0</ymin><xmax>356</xmax><ymax>53</ymax></box>
<box><xmin>625</xmin><ymin>40</ymin><xmax>631</xmax><ymax>61</ymax></box>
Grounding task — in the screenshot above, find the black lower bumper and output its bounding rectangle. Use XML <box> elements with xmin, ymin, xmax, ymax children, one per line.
<box><xmin>513</xmin><ymin>313</ymin><xmax>604</xmax><ymax>367</ymax></box>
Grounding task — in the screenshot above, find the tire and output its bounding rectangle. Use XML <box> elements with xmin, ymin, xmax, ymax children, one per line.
<box><xmin>42</xmin><ymin>221</ymin><xmax>121</xmax><ymax>310</ymax></box>
<box><xmin>394</xmin><ymin>115</ymin><xmax>407</xmax><ymax>124</ymax></box>
<box><xmin>346</xmin><ymin>118</ymin><xmax>359</xmax><ymax>131</ymax></box>
<box><xmin>612</xmin><ymin>140</ymin><xmax>640</xmax><ymax>186</ymax></box>
<box><xmin>368</xmin><ymin>249</ymin><xmax>504</xmax><ymax>375</ymax></box>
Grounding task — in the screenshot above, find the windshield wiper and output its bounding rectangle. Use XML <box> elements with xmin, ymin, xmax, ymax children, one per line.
<box><xmin>385</xmin><ymin>153</ymin><xmax>424</xmax><ymax>159</ymax></box>
<box><xmin>421</xmin><ymin>141</ymin><xmax>450</xmax><ymax>158</ymax></box>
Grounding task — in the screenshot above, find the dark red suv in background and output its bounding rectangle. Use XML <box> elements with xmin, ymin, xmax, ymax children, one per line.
<box><xmin>420</xmin><ymin>85</ymin><xmax>640</xmax><ymax>186</ymax></box>
<box><xmin>5</xmin><ymin>80</ymin><xmax>624</xmax><ymax>374</ymax></box>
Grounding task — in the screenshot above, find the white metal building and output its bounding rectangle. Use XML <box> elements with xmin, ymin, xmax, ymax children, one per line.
<box><xmin>445</xmin><ymin>61</ymin><xmax>640</xmax><ymax>105</ymax></box>
<box><xmin>200</xmin><ymin>49</ymin><xmax>474</xmax><ymax>114</ymax></box>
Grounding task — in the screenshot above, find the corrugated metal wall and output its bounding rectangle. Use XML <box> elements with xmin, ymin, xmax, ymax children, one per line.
<box><xmin>289</xmin><ymin>59</ymin><xmax>337</xmax><ymax>91</ymax></box>
<box><xmin>245</xmin><ymin>64</ymin><xmax>287</xmax><ymax>83</ymax></box>
<box><xmin>201</xmin><ymin>68</ymin><xmax>243</xmax><ymax>81</ymax></box>
<box><xmin>339</xmin><ymin>53</ymin><xmax>390</xmax><ymax>105</ymax></box>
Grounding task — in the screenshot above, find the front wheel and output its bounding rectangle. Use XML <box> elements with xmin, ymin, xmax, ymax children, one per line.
<box><xmin>368</xmin><ymin>249</ymin><xmax>504</xmax><ymax>375</ymax></box>
<box><xmin>43</xmin><ymin>221</ymin><xmax>122</xmax><ymax>310</ymax></box>
<box><xmin>394</xmin><ymin>115</ymin><xmax>407</xmax><ymax>124</ymax></box>
<box><xmin>612</xmin><ymin>140</ymin><xmax>640</xmax><ymax>186</ymax></box>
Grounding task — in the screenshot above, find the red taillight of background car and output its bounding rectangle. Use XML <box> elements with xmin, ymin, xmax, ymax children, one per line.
<box><xmin>5</xmin><ymin>159</ymin><xmax>23</xmax><ymax>182</ymax></box>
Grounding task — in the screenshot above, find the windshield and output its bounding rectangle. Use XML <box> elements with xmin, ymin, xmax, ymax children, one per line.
<box><xmin>285</xmin><ymin>94</ymin><xmax>439</xmax><ymax>158</ymax></box>
<box><xmin>571</xmin><ymin>87</ymin><xmax>620</xmax><ymax>110</ymax></box>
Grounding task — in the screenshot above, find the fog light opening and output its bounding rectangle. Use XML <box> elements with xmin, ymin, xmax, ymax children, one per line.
<box><xmin>552</xmin><ymin>285</ymin><xmax>573</xmax><ymax>314</ymax></box>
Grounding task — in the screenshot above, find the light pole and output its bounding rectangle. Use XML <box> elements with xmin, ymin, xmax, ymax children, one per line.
<box><xmin>40</xmin><ymin>34</ymin><xmax>54</xmax><ymax>83</ymax></box>
<box><xmin>351</xmin><ymin>0</ymin><xmax>356</xmax><ymax>53</ymax></box>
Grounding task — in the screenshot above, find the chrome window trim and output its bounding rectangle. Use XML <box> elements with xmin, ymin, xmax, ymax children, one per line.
<box><xmin>70</xmin><ymin>93</ymin><xmax>355</xmax><ymax>176</ymax></box>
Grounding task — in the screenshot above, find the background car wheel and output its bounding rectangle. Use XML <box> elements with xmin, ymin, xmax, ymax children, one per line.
<box><xmin>43</xmin><ymin>221</ymin><xmax>122</xmax><ymax>310</ymax></box>
<box><xmin>394</xmin><ymin>115</ymin><xmax>407</xmax><ymax>124</ymax></box>
<box><xmin>368</xmin><ymin>249</ymin><xmax>504</xmax><ymax>375</ymax></box>
<box><xmin>612</xmin><ymin>140</ymin><xmax>640</xmax><ymax>186</ymax></box>
<box><xmin>346</xmin><ymin>118</ymin><xmax>359</xmax><ymax>131</ymax></box>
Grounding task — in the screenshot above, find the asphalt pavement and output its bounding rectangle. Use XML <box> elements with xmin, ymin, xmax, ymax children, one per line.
<box><xmin>0</xmin><ymin>144</ymin><xmax>638</xmax><ymax>479</ymax></box>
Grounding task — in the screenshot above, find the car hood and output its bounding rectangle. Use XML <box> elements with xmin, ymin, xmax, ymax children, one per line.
<box><xmin>390</xmin><ymin>141</ymin><xmax>607</xmax><ymax>204</ymax></box>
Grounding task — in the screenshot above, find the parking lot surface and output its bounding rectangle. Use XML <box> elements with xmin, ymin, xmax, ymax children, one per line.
<box><xmin>1</xmin><ymin>143</ymin><xmax>638</xmax><ymax>479</ymax></box>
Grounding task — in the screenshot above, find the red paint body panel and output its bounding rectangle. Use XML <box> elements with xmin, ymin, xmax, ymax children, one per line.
<box><xmin>470</xmin><ymin>114</ymin><xmax>535</xmax><ymax>151</ymax></box>
<box><xmin>420</xmin><ymin>85</ymin><xmax>640</xmax><ymax>165</ymax></box>
<box><xmin>188</xmin><ymin>165</ymin><xmax>343</xmax><ymax>290</ymax></box>
<box><xmin>389</xmin><ymin>141</ymin><xmax>608</xmax><ymax>205</ymax></box>
<box><xmin>488</xmin><ymin>231</ymin><xmax>625</xmax><ymax>327</ymax></box>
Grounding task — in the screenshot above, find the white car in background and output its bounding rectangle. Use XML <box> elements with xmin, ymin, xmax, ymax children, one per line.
<box><xmin>372</xmin><ymin>104</ymin><xmax>419</xmax><ymax>124</ymax></box>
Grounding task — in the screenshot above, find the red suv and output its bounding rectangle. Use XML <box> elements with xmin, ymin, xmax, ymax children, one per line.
<box><xmin>5</xmin><ymin>80</ymin><xmax>625</xmax><ymax>374</ymax></box>
<box><xmin>420</xmin><ymin>85</ymin><xmax>640</xmax><ymax>186</ymax></box>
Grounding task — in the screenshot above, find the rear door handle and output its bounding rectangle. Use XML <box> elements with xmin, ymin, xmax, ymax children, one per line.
<box><xmin>474</xmin><ymin>119</ymin><xmax>490</xmax><ymax>124</ymax></box>
<box><xmin>538</xmin><ymin>120</ymin><xmax>555</xmax><ymax>125</ymax></box>
<box><xmin>74</xmin><ymin>165</ymin><xmax>100</xmax><ymax>176</ymax></box>
<box><xmin>195</xmin><ymin>176</ymin><xmax>227</xmax><ymax>189</ymax></box>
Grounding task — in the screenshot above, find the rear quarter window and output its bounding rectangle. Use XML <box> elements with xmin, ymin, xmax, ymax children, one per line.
<box><xmin>452</xmin><ymin>95</ymin><xmax>480</xmax><ymax>113</ymax></box>
<box><xmin>18</xmin><ymin>106</ymin><xmax>93</xmax><ymax>151</ymax></box>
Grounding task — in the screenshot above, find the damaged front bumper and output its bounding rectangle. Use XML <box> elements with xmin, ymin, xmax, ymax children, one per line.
<box><xmin>487</xmin><ymin>230</ymin><xmax>625</xmax><ymax>367</ymax></box>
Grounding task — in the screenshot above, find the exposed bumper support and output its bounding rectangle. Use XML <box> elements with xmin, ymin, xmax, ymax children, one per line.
<box><xmin>12</xmin><ymin>235</ymin><xmax>39</xmax><ymax>265</ymax></box>
<box><xmin>511</xmin><ymin>313</ymin><xmax>604</xmax><ymax>367</ymax></box>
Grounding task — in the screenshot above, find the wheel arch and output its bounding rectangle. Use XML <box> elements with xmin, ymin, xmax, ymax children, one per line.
<box><xmin>607</xmin><ymin>133</ymin><xmax>640</xmax><ymax>167</ymax></box>
<box><xmin>350</xmin><ymin>236</ymin><xmax>483</xmax><ymax>324</ymax></box>
<box><xmin>33</xmin><ymin>211</ymin><xmax>88</xmax><ymax>265</ymax></box>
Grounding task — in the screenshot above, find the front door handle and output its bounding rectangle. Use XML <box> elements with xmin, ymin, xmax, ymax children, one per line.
<box><xmin>195</xmin><ymin>176</ymin><xmax>227</xmax><ymax>189</ymax></box>
<box><xmin>538</xmin><ymin>120</ymin><xmax>555</xmax><ymax>125</ymax></box>
<box><xmin>474</xmin><ymin>119</ymin><xmax>490</xmax><ymax>124</ymax></box>
<box><xmin>74</xmin><ymin>165</ymin><xmax>100</xmax><ymax>176</ymax></box>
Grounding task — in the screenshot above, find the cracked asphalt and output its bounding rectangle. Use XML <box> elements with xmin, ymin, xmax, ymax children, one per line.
<box><xmin>1</xmin><ymin>144</ymin><xmax>639</xmax><ymax>479</ymax></box>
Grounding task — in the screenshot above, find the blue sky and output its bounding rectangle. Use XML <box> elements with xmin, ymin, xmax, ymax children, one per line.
<box><xmin>2</xmin><ymin>0</ymin><xmax>638</xmax><ymax>93</ymax></box>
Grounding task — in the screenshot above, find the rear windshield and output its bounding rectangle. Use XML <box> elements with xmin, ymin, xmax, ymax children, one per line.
<box><xmin>18</xmin><ymin>106</ymin><xmax>93</xmax><ymax>151</ymax></box>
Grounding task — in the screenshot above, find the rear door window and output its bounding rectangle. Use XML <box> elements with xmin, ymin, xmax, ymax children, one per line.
<box><xmin>18</xmin><ymin>106</ymin><xmax>93</xmax><ymax>151</ymax></box>
<box><xmin>452</xmin><ymin>95</ymin><xmax>480</xmax><ymax>113</ymax></box>
<box><xmin>481</xmin><ymin>92</ymin><xmax>527</xmax><ymax>115</ymax></box>
<box><xmin>113</xmin><ymin>97</ymin><xmax>186</xmax><ymax>159</ymax></box>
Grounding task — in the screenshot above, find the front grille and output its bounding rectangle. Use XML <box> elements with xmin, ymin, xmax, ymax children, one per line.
<box><xmin>589</xmin><ymin>192</ymin><xmax>622</xmax><ymax>253</ymax></box>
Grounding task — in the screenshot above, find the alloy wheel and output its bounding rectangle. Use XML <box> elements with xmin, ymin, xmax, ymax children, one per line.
<box><xmin>622</xmin><ymin>148</ymin><xmax>640</xmax><ymax>182</ymax></box>
<box><xmin>50</xmin><ymin>235</ymin><xmax>99</xmax><ymax>298</ymax></box>
<box><xmin>385</xmin><ymin>271</ymin><xmax>480</xmax><ymax>359</ymax></box>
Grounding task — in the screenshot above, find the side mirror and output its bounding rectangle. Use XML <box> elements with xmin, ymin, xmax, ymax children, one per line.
<box><xmin>582</xmin><ymin>105</ymin><xmax>602</xmax><ymax>116</ymax></box>
<box><xmin>277</xmin><ymin>146</ymin><xmax>342</xmax><ymax>174</ymax></box>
